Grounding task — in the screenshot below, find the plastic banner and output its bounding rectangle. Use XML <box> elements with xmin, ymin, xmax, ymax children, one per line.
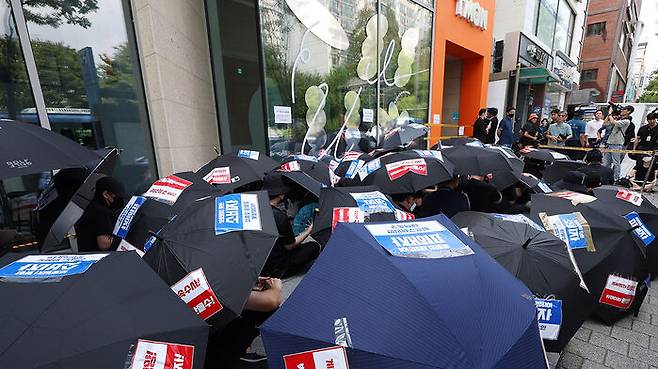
<box><xmin>237</xmin><ymin>149</ymin><xmax>260</xmax><ymax>160</ymax></box>
<box><xmin>356</xmin><ymin>159</ymin><xmax>381</xmax><ymax>181</ymax></box>
<box><xmin>171</xmin><ymin>268</ymin><xmax>223</xmax><ymax>320</ymax></box>
<box><xmin>599</xmin><ymin>274</ymin><xmax>638</xmax><ymax>309</ymax></box>
<box><xmin>332</xmin><ymin>208</ymin><xmax>365</xmax><ymax>230</ymax></box>
<box><xmin>617</xmin><ymin>189</ymin><xmax>643</xmax><ymax>206</ymax></box>
<box><xmin>145</xmin><ymin>175</ymin><xmax>193</xmax><ymax>205</ymax></box>
<box><xmin>366</xmin><ymin>220</ymin><xmax>474</xmax><ymax>259</ymax></box>
<box><xmin>0</xmin><ymin>254</ymin><xmax>107</xmax><ymax>279</ymax></box>
<box><xmin>280</xmin><ymin>161</ymin><xmax>302</xmax><ymax>172</ymax></box>
<box><xmin>535</xmin><ymin>298</ymin><xmax>562</xmax><ymax>341</ymax></box>
<box><xmin>625</xmin><ymin>211</ymin><xmax>655</xmax><ymax>246</ymax></box>
<box><xmin>394</xmin><ymin>209</ymin><xmax>415</xmax><ymax>221</ymax></box>
<box><xmin>492</xmin><ymin>214</ymin><xmax>545</xmax><ymax>231</ymax></box>
<box><xmin>334</xmin><ymin>318</ymin><xmax>353</xmax><ymax>348</ymax></box>
<box><xmin>539</xmin><ymin>212</ymin><xmax>595</xmax><ymax>251</ymax></box>
<box><xmin>413</xmin><ymin>150</ymin><xmax>444</xmax><ymax>161</ymax></box>
<box><xmin>214</xmin><ymin>194</ymin><xmax>262</xmax><ymax>235</ymax></box>
<box><xmin>349</xmin><ymin>191</ymin><xmax>396</xmax><ymax>214</ymax></box>
<box><xmin>385</xmin><ymin>158</ymin><xmax>427</xmax><ymax>180</ymax></box>
<box><xmin>292</xmin><ymin>154</ymin><xmax>319</xmax><ymax>162</ymax></box>
<box><xmin>129</xmin><ymin>339</ymin><xmax>195</xmax><ymax>369</ymax></box>
<box><xmin>342</xmin><ymin>151</ymin><xmax>362</xmax><ymax>162</ymax></box>
<box><xmin>345</xmin><ymin>160</ymin><xmax>364</xmax><ymax>179</ymax></box>
<box><xmin>284</xmin><ymin>346</ymin><xmax>349</xmax><ymax>369</ymax></box>
<box><xmin>549</xmin><ymin>191</ymin><xmax>597</xmax><ymax>206</ymax></box>
<box><xmin>113</xmin><ymin>196</ymin><xmax>146</xmax><ymax>238</ymax></box>
<box><xmin>117</xmin><ymin>239</ymin><xmax>145</xmax><ymax>257</ymax></box>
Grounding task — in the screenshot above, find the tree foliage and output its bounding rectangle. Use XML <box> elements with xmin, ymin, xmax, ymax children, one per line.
<box><xmin>639</xmin><ymin>71</ymin><xmax>658</xmax><ymax>103</ymax></box>
<box><xmin>21</xmin><ymin>0</ymin><xmax>99</xmax><ymax>28</ymax></box>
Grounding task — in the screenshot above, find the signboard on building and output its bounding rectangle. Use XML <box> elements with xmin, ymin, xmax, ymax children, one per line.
<box><xmin>553</xmin><ymin>51</ymin><xmax>578</xmax><ymax>91</ymax></box>
<box><xmin>518</xmin><ymin>34</ymin><xmax>551</xmax><ymax>69</ymax></box>
<box><xmin>455</xmin><ymin>0</ymin><xmax>488</xmax><ymax>30</ymax></box>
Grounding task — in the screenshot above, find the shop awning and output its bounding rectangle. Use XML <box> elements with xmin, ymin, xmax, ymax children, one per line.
<box><xmin>519</xmin><ymin>67</ymin><xmax>560</xmax><ymax>84</ymax></box>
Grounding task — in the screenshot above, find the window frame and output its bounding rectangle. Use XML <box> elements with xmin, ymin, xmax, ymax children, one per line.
<box><xmin>534</xmin><ymin>0</ymin><xmax>575</xmax><ymax>54</ymax></box>
<box><xmin>581</xmin><ymin>68</ymin><xmax>598</xmax><ymax>82</ymax></box>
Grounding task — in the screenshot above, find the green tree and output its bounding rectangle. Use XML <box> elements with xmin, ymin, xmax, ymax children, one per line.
<box><xmin>98</xmin><ymin>43</ymin><xmax>138</xmax><ymax>104</ymax></box>
<box><xmin>639</xmin><ymin>71</ymin><xmax>658</xmax><ymax>103</ymax></box>
<box><xmin>21</xmin><ymin>0</ymin><xmax>99</xmax><ymax>28</ymax></box>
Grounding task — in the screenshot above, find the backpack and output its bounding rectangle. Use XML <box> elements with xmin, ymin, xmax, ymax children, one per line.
<box><xmin>623</xmin><ymin>121</ymin><xmax>635</xmax><ymax>147</ymax></box>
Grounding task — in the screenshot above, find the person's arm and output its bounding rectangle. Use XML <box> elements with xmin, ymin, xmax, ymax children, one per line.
<box><xmin>284</xmin><ymin>224</ymin><xmax>313</xmax><ymax>251</ymax></box>
<box><xmin>633</xmin><ymin>135</ymin><xmax>639</xmax><ymax>151</ymax></box>
<box><xmin>522</xmin><ymin>130</ymin><xmax>536</xmax><ymax>140</ymax></box>
<box><xmin>564</xmin><ymin>125</ymin><xmax>573</xmax><ymax>141</ymax></box>
<box><xmin>96</xmin><ymin>234</ymin><xmax>114</xmax><ymax>251</ymax></box>
<box><xmin>545</xmin><ymin>126</ymin><xmax>556</xmax><ymax>142</ymax></box>
<box><xmin>245</xmin><ymin>278</ymin><xmax>282</xmax><ymax>312</ymax></box>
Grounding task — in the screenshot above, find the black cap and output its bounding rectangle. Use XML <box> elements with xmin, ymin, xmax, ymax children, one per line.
<box><xmin>623</xmin><ymin>105</ymin><xmax>635</xmax><ymax>113</ymax></box>
<box><xmin>263</xmin><ymin>172</ymin><xmax>291</xmax><ymax>197</ymax></box>
<box><xmin>552</xmin><ymin>171</ymin><xmax>588</xmax><ymax>193</ymax></box>
<box><xmin>95</xmin><ymin>176</ymin><xmax>125</xmax><ymax>198</ymax></box>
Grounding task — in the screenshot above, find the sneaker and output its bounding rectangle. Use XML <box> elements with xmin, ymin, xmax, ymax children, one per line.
<box><xmin>240</xmin><ymin>352</ymin><xmax>267</xmax><ymax>363</ymax></box>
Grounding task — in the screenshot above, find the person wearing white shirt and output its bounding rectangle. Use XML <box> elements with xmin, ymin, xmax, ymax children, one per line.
<box><xmin>584</xmin><ymin>109</ymin><xmax>604</xmax><ymax>147</ymax></box>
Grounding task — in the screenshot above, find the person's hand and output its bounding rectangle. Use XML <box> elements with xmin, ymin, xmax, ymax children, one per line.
<box><xmin>265</xmin><ymin>278</ymin><xmax>282</xmax><ymax>292</ymax></box>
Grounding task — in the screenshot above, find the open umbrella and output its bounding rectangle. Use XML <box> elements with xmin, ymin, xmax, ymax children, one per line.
<box><xmin>347</xmin><ymin>150</ymin><xmax>454</xmax><ymax>194</ymax></box>
<box><xmin>280</xmin><ymin>154</ymin><xmax>332</xmax><ymax>186</ymax></box>
<box><xmin>431</xmin><ymin>137</ymin><xmax>483</xmax><ymax>148</ymax></box>
<box><xmin>520</xmin><ymin>147</ymin><xmax>570</xmax><ymax>162</ymax></box>
<box><xmin>442</xmin><ymin>145</ymin><xmax>517</xmax><ymax>176</ymax></box>
<box><xmin>143</xmin><ymin>191</ymin><xmax>278</xmax><ymax>332</ymax></box>
<box><xmin>541</xmin><ymin>160</ymin><xmax>584</xmax><ymax>185</ymax></box>
<box><xmin>39</xmin><ymin>148</ymin><xmax>121</xmax><ymax>252</ymax></box>
<box><xmin>333</xmin><ymin>151</ymin><xmax>373</xmax><ymax>178</ymax></box>
<box><xmin>195</xmin><ymin>151</ymin><xmax>278</xmax><ymax>193</ymax></box>
<box><xmin>382</xmin><ymin>123</ymin><xmax>429</xmax><ymax>149</ymax></box>
<box><xmin>0</xmin><ymin>252</ymin><xmax>208</xmax><ymax>369</ymax></box>
<box><xmin>0</xmin><ymin>120</ymin><xmax>101</xmax><ymax>179</ymax></box>
<box><xmin>261</xmin><ymin>215</ymin><xmax>549</xmax><ymax>369</ymax></box>
<box><xmin>452</xmin><ymin>211</ymin><xmax>594</xmax><ymax>352</ymax></box>
<box><xmin>530</xmin><ymin>192</ymin><xmax>649</xmax><ymax>325</ymax></box>
<box><xmin>490</xmin><ymin>171</ymin><xmax>553</xmax><ymax>193</ymax></box>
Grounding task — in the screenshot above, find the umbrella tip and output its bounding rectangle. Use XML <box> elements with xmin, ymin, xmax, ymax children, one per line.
<box><xmin>521</xmin><ymin>238</ymin><xmax>532</xmax><ymax>249</ymax></box>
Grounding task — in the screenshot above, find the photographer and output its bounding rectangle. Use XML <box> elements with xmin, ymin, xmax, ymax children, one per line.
<box><xmin>602</xmin><ymin>104</ymin><xmax>633</xmax><ymax>181</ymax></box>
<box><xmin>546</xmin><ymin>111</ymin><xmax>572</xmax><ymax>147</ymax></box>
<box><xmin>633</xmin><ymin>112</ymin><xmax>658</xmax><ymax>155</ymax></box>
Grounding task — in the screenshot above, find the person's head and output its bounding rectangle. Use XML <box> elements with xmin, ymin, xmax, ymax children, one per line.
<box><xmin>391</xmin><ymin>192</ymin><xmax>423</xmax><ymax>212</ymax></box>
<box><xmin>642</xmin><ymin>155</ymin><xmax>654</xmax><ymax>169</ymax></box>
<box><xmin>94</xmin><ymin>176</ymin><xmax>125</xmax><ymax>209</ymax></box>
<box><xmin>478</xmin><ymin>108</ymin><xmax>487</xmax><ymax>119</ymax></box>
<box><xmin>540</xmin><ymin>118</ymin><xmax>549</xmax><ymax>127</ymax></box>
<box><xmin>263</xmin><ymin>172</ymin><xmax>291</xmax><ymax>205</ymax></box>
<box><xmin>487</xmin><ymin>107</ymin><xmax>498</xmax><ymax>118</ymax></box>
<box><xmin>506</xmin><ymin>107</ymin><xmax>516</xmax><ymax>118</ymax></box>
<box><xmin>648</xmin><ymin>112</ymin><xmax>657</xmax><ymax>126</ymax></box>
<box><xmin>528</xmin><ymin>113</ymin><xmax>539</xmax><ymax>124</ymax></box>
<box><xmin>437</xmin><ymin>176</ymin><xmax>460</xmax><ymax>189</ymax></box>
<box><xmin>573</xmin><ymin>110</ymin><xmax>584</xmax><ymax>120</ymax></box>
<box><xmin>551</xmin><ymin>109</ymin><xmax>561</xmax><ymax>121</ymax></box>
<box><xmin>558</xmin><ymin>111</ymin><xmax>568</xmax><ymax>123</ymax></box>
<box><xmin>621</xmin><ymin>105</ymin><xmax>634</xmax><ymax>119</ymax></box>
<box><xmin>584</xmin><ymin>172</ymin><xmax>602</xmax><ymax>190</ymax></box>
<box><xmin>585</xmin><ymin>149</ymin><xmax>603</xmax><ymax>164</ymax></box>
<box><xmin>594</xmin><ymin>109</ymin><xmax>604</xmax><ymax>120</ymax></box>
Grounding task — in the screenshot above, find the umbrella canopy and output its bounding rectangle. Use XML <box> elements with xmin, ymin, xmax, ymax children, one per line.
<box><xmin>195</xmin><ymin>151</ymin><xmax>278</xmax><ymax>193</ymax></box>
<box><xmin>280</xmin><ymin>170</ymin><xmax>324</xmax><ymax>197</ymax></box>
<box><xmin>541</xmin><ymin>160</ymin><xmax>584</xmax><ymax>185</ymax></box>
<box><xmin>519</xmin><ymin>147</ymin><xmax>570</xmax><ymax>162</ymax></box>
<box><xmin>431</xmin><ymin>137</ymin><xmax>484</xmax><ymax>148</ymax></box>
<box><xmin>530</xmin><ymin>192</ymin><xmax>649</xmax><ymax>325</ymax></box>
<box><xmin>0</xmin><ymin>252</ymin><xmax>208</xmax><ymax>369</ymax></box>
<box><xmin>452</xmin><ymin>212</ymin><xmax>594</xmax><ymax>352</ymax></box>
<box><xmin>261</xmin><ymin>215</ymin><xmax>548</xmax><ymax>369</ymax></box>
<box><xmin>0</xmin><ymin>120</ymin><xmax>101</xmax><ymax>179</ymax></box>
<box><xmin>442</xmin><ymin>145</ymin><xmax>517</xmax><ymax>176</ymax></box>
<box><xmin>382</xmin><ymin>123</ymin><xmax>429</xmax><ymax>149</ymax></box>
<box><xmin>490</xmin><ymin>171</ymin><xmax>553</xmax><ymax>193</ymax></box>
<box><xmin>143</xmin><ymin>191</ymin><xmax>278</xmax><ymax>332</ymax></box>
<box><xmin>40</xmin><ymin>148</ymin><xmax>121</xmax><ymax>252</ymax></box>
<box><xmin>113</xmin><ymin>172</ymin><xmax>221</xmax><ymax>250</ymax></box>
<box><xmin>280</xmin><ymin>154</ymin><xmax>332</xmax><ymax>186</ymax></box>
<box><xmin>333</xmin><ymin>151</ymin><xmax>373</xmax><ymax>178</ymax></box>
<box><xmin>347</xmin><ymin>151</ymin><xmax>454</xmax><ymax>194</ymax></box>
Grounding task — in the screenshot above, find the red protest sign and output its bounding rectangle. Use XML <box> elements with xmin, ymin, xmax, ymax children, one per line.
<box><xmin>284</xmin><ymin>346</ymin><xmax>349</xmax><ymax>369</ymax></box>
<box><xmin>331</xmin><ymin>208</ymin><xmax>365</xmax><ymax>230</ymax></box>
<box><xmin>599</xmin><ymin>274</ymin><xmax>638</xmax><ymax>309</ymax></box>
<box><xmin>130</xmin><ymin>339</ymin><xmax>195</xmax><ymax>369</ymax></box>
<box><xmin>385</xmin><ymin>158</ymin><xmax>427</xmax><ymax>180</ymax></box>
<box><xmin>171</xmin><ymin>268</ymin><xmax>223</xmax><ymax>320</ymax></box>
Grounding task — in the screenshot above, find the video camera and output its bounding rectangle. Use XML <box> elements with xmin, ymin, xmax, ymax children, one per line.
<box><xmin>608</xmin><ymin>102</ymin><xmax>623</xmax><ymax>117</ymax></box>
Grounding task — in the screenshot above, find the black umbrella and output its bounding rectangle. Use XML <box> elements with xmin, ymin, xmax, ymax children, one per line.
<box><xmin>490</xmin><ymin>170</ymin><xmax>553</xmax><ymax>193</ymax></box>
<box><xmin>519</xmin><ymin>147</ymin><xmax>570</xmax><ymax>162</ymax></box>
<box><xmin>280</xmin><ymin>171</ymin><xmax>323</xmax><ymax>197</ymax></box>
<box><xmin>143</xmin><ymin>191</ymin><xmax>278</xmax><ymax>332</ymax></box>
<box><xmin>40</xmin><ymin>148</ymin><xmax>121</xmax><ymax>252</ymax></box>
<box><xmin>311</xmin><ymin>186</ymin><xmax>403</xmax><ymax>247</ymax></box>
<box><xmin>347</xmin><ymin>151</ymin><xmax>454</xmax><ymax>194</ymax></box>
<box><xmin>530</xmin><ymin>193</ymin><xmax>649</xmax><ymax>325</ymax></box>
<box><xmin>113</xmin><ymin>172</ymin><xmax>221</xmax><ymax>250</ymax></box>
<box><xmin>452</xmin><ymin>211</ymin><xmax>594</xmax><ymax>352</ymax></box>
<box><xmin>431</xmin><ymin>137</ymin><xmax>483</xmax><ymax>148</ymax></box>
<box><xmin>333</xmin><ymin>151</ymin><xmax>373</xmax><ymax>178</ymax></box>
<box><xmin>442</xmin><ymin>145</ymin><xmax>517</xmax><ymax>176</ymax></box>
<box><xmin>280</xmin><ymin>155</ymin><xmax>332</xmax><ymax>185</ymax></box>
<box><xmin>0</xmin><ymin>120</ymin><xmax>101</xmax><ymax>179</ymax></box>
<box><xmin>382</xmin><ymin>123</ymin><xmax>429</xmax><ymax>149</ymax></box>
<box><xmin>541</xmin><ymin>160</ymin><xmax>584</xmax><ymax>185</ymax></box>
<box><xmin>0</xmin><ymin>252</ymin><xmax>209</xmax><ymax>369</ymax></box>
<box><xmin>195</xmin><ymin>152</ymin><xmax>278</xmax><ymax>193</ymax></box>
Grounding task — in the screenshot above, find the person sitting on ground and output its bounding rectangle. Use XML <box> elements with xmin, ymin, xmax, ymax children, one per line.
<box><xmin>391</xmin><ymin>191</ymin><xmax>424</xmax><ymax>213</ymax></box>
<box><xmin>413</xmin><ymin>177</ymin><xmax>470</xmax><ymax>218</ymax></box>
<box><xmin>628</xmin><ymin>156</ymin><xmax>658</xmax><ymax>192</ymax></box>
<box><xmin>261</xmin><ymin>172</ymin><xmax>320</xmax><ymax>278</ymax></box>
<box><xmin>461</xmin><ymin>175</ymin><xmax>502</xmax><ymax>213</ymax></box>
<box><xmin>577</xmin><ymin>149</ymin><xmax>614</xmax><ymax>186</ymax></box>
<box><xmin>75</xmin><ymin>176</ymin><xmax>126</xmax><ymax>252</ymax></box>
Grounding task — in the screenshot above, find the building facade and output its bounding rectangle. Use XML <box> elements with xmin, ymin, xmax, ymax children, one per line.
<box><xmin>579</xmin><ymin>0</ymin><xmax>642</xmax><ymax>103</ymax></box>
<box><xmin>486</xmin><ymin>0</ymin><xmax>587</xmax><ymax>128</ymax></box>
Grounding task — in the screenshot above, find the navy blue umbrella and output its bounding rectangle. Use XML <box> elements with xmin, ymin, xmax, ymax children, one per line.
<box><xmin>261</xmin><ymin>215</ymin><xmax>548</xmax><ymax>369</ymax></box>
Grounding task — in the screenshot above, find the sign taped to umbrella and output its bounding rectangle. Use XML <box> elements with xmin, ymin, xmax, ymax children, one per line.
<box><xmin>599</xmin><ymin>274</ymin><xmax>638</xmax><ymax>310</ymax></box>
<box><xmin>281</xmin><ymin>161</ymin><xmax>302</xmax><ymax>172</ymax></box>
<box><xmin>0</xmin><ymin>254</ymin><xmax>108</xmax><ymax>279</ymax></box>
<box><xmin>385</xmin><ymin>158</ymin><xmax>427</xmax><ymax>180</ymax></box>
<box><xmin>283</xmin><ymin>346</ymin><xmax>349</xmax><ymax>369</ymax></box>
<box><xmin>539</xmin><ymin>212</ymin><xmax>595</xmax><ymax>252</ymax></box>
<box><xmin>113</xmin><ymin>196</ymin><xmax>146</xmax><ymax>238</ymax></box>
<box><xmin>356</xmin><ymin>158</ymin><xmax>380</xmax><ymax>181</ymax></box>
<box><xmin>616</xmin><ymin>189</ymin><xmax>643</xmax><ymax>206</ymax></box>
<box><xmin>365</xmin><ymin>220</ymin><xmax>474</xmax><ymax>259</ymax></box>
<box><xmin>171</xmin><ymin>268</ymin><xmax>223</xmax><ymax>320</ymax></box>
<box><xmin>203</xmin><ymin>167</ymin><xmax>232</xmax><ymax>185</ymax></box>
<box><xmin>238</xmin><ymin>149</ymin><xmax>260</xmax><ymax>160</ymax></box>
<box><xmin>548</xmin><ymin>191</ymin><xmax>597</xmax><ymax>206</ymax></box>
<box><xmin>413</xmin><ymin>150</ymin><xmax>444</xmax><ymax>161</ymax></box>
<box><xmin>332</xmin><ymin>207</ymin><xmax>365</xmax><ymax>230</ymax></box>
<box><xmin>215</xmin><ymin>194</ymin><xmax>262</xmax><ymax>235</ymax></box>
<box><xmin>129</xmin><ymin>339</ymin><xmax>195</xmax><ymax>369</ymax></box>
<box><xmin>345</xmin><ymin>160</ymin><xmax>364</xmax><ymax>179</ymax></box>
<box><xmin>625</xmin><ymin>212</ymin><xmax>656</xmax><ymax>246</ymax></box>
<box><xmin>291</xmin><ymin>154</ymin><xmax>319</xmax><ymax>162</ymax></box>
<box><xmin>492</xmin><ymin>214</ymin><xmax>545</xmax><ymax>231</ymax></box>
<box><xmin>349</xmin><ymin>191</ymin><xmax>396</xmax><ymax>214</ymax></box>
<box><xmin>534</xmin><ymin>298</ymin><xmax>562</xmax><ymax>341</ymax></box>
<box><xmin>145</xmin><ymin>175</ymin><xmax>194</xmax><ymax>204</ymax></box>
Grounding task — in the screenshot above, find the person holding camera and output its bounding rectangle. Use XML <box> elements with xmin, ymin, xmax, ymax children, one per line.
<box><xmin>546</xmin><ymin>111</ymin><xmax>572</xmax><ymax>147</ymax></box>
<box><xmin>602</xmin><ymin>105</ymin><xmax>633</xmax><ymax>181</ymax></box>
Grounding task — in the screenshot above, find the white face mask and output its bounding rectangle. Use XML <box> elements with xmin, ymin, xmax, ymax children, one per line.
<box><xmin>409</xmin><ymin>202</ymin><xmax>417</xmax><ymax>212</ymax></box>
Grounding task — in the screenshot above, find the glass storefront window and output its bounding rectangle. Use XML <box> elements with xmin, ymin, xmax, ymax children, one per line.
<box><xmin>535</xmin><ymin>0</ymin><xmax>574</xmax><ymax>54</ymax></box>
<box><xmin>535</xmin><ymin>2</ymin><xmax>556</xmax><ymax>49</ymax></box>
<box><xmin>21</xmin><ymin>0</ymin><xmax>156</xmax><ymax>194</ymax></box>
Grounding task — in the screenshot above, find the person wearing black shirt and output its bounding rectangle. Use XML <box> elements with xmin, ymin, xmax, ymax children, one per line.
<box><xmin>260</xmin><ymin>172</ymin><xmax>319</xmax><ymax>278</ymax></box>
<box><xmin>519</xmin><ymin>113</ymin><xmax>540</xmax><ymax>148</ymax></box>
<box><xmin>414</xmin><ymin>177</ymin><xmax>470</xmax><ymax>218</ymax></box>
<box><xmin>75</xmin><ymin>177</ymin><xmax>125</xmax><ymax>252</ymax></box>
<box><xmin>633</xmin><ymin>113</ymin><xmax>658</xmax><ymax>165</ymax></box>
<box><xmin>461</xmin><ymin>176</ymin><xmax>502</xmax><ymax>213</ymax></box>
<box><xmin>473</xmin><ymin>108</ymin><xmax>488</xmax><ymax>142</ymax></box>
<box><xmin>577</xmin><ymin>149</ymin><xmax>614</xmax><ymax>187</ymax></box>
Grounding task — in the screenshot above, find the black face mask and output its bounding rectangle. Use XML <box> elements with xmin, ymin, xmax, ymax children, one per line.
<box><xmin>507</xmin><ymin>113</ymin><xmax>515</xmax><ymax>118</ymax></box>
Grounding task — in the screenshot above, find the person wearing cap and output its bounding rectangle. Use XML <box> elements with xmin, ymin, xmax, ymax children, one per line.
<box><xmin>519</xmin><ymin>113</ymin><xmax>540</xmax><ymax>148</ymax></box>
<box><xmin>260</xmin><ymin>172</ymin><xmax>319</xmax><ymax>278</ymax></box>
<box><xmin>577</xmin><ymin>149</ymin><xmax>614</xmax><ymax>187</ymax></box>
<box><xmin>602</xmin><ymin>105</ymin><xmax>633</xmax><ymax>181</ymax></box>
<box><xmin>546</xmin><ymin>111</ymin><xmax>572</xmax><ymax>147</ymax></box>
<box><xmin>74</xmin><ymin>176</ymin><xmax>126</xmax><ymax>252</ymax></box>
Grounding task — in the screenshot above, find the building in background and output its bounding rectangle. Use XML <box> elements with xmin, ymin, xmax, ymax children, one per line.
<box><xmin>629</xmin><ymin>41</ymin><xmax>649</xmax><ymax>101</ymax></box>
<box><xmin>487</xmin><ymin>0</ymin><xmax>586</xmax><ymax>128</ymax></box>
<box><xmin>579</xmin><ymin>0</ymin><xmax>642</xmax><ymax>103</ymax></box>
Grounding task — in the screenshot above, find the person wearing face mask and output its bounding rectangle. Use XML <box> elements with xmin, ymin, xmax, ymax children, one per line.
<box><xmin>391</xmin><ymin>191</ymin><xmax>424</xmax><ymax>213</ymax></box>
<box><xmin>260</xmin><ymin>172</ymin><xmax>319</xmax><ymax>278</ymax></box>
<box><xmin>497</xmin><ymin>107</ymin><xmax>515</xmax><ymax>147</ymax></box>
<box><xmin>74</xmin><ymin>176</ymin><xmax>126</xmax><ymax>252</ymax></box>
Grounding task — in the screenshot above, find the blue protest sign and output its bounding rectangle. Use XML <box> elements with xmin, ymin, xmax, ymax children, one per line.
<box><xmin>350</xmin><ymin>191</ymin><xmax>396</xmax><ymax>214</ymax></box>
<box><xmin>345</xmin><ymin>160</ymin><xmax>364</xmax><ymax>179</ymax></box>
<box><xmin>365</xmin><ymin>220</ymin><xmax>474</xmax><ymax>259</ymax></box>
<box><xmin>625</xmin><ymin>212</ymin><xmax>656</xmax><ymax>246</ymax></box>
<box><xmin>357</xmin><ymin>159</ymin><xmax>381</xmax><ymax>181</ymax></box>
<box><xmin>540</xmin><ymin>212</ymin><xmax>592</xmax><ymax>250</ymax></box>
<box><xmin>215</xmin><ymin>194</ymin><xmax>262</xmax><ymax>235</ymax></box>
<box><xmin>291</xmin><ymin>154</ymin><xmax>318</xmax><ymax>162</ymax></box>
<box><xmin>237</xmin><ymin>149</ymin><xmax>260</xmax><ymax>160</ymax></box>
<box><xmin>113</xmin><ymin>196</ymin><xmax>146</xmax><ymax>238</ymax></box>
<box><xmin>0</xmin><ymin>254</ymin><xmax>107</xmax><ymax>279</ymax></box>
<box><xmin>534</xmin><ymin>298</ymin><xmax>562</xmax><ymax>341</ymax></box>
